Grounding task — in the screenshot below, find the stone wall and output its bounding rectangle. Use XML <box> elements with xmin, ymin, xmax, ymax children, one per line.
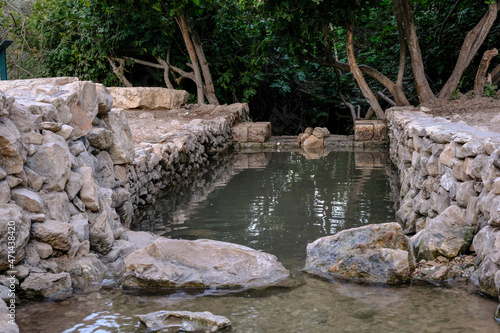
<box><xmin>387</xmin><ymin>108</ymin><xmax>500</xmax><ymax>298</ymax></box>
<box><xmin>0</xmin><ymin>78</ymin><xmax>245</xmax><ymax>326</ymax></box>
<box><xmin>118</xmin><ymin>104</ymin><xmax>248</xmax><ymax>227</ymax></box>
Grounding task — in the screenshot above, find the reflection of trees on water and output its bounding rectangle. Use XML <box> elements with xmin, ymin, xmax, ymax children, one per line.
<box><xmin>132</xmin><ymin>151</ymin><xmax>396</xmax><ymax>266</ymax></box>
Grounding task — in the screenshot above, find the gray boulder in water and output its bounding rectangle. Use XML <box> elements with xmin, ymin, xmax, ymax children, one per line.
<box><xmin>122</xmin><ymin>238</ymin><xmax>291</xmax><ymax>291</ymax></box>
<box><xmin>139</xmin><ymin>310</ymin><xmax>230</xmax><ymax>332</ymax></box>
<box><xmin>305</xmin><ymin>222</ymin><xmax>415</xmax><ymax>285</ymax></box>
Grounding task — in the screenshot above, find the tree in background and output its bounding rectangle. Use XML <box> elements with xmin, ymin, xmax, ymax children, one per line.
<box><xmin>258</xmin><ymin>0</ymin><xmax>500</xmax><ymax>118</ymax></box>
<box><xmin>1</xmin><ymin>0</ymin><xmax>498</xmax><ymax>134</ymax></box>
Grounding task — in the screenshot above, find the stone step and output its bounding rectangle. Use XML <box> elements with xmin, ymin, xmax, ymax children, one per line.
<box><xmin>354</xmin><ymin>120</ymin><xmax>387</xmax><ymax>141</ymax></box>
<box><xmin>232</xmin><ymin>122</ymin><xmax>271</xmax><ymax>143</ymax></box>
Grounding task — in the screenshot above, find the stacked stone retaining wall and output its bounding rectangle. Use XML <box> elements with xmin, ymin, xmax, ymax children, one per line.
<box><xmin>387</xmin><ymin>107</ymin><xmax>500</xmax><ymax>298</ymax></box>
<box><xmin>0</xmin><ymin>78</ymin><xmax>246</xmax><ymax>331</ymax></box>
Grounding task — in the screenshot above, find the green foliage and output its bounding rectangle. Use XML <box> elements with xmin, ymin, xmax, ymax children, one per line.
<box><xmin>12</xmin><ymin>0</ymin><xmax>500</xmax><ymax>135</ymax></box>
<box><xmin>450</xmin><ymin>89</ymin><xmax>461</xmax><ymax>100</ymax></box>
<box><xmin>484</xmin><ymin>82</ymin><xmax>499</xmax><ymax>99</ymax></box>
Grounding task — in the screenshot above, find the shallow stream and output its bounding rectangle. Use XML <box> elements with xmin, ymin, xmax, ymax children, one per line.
<box><xmin>17</xmin><ymin>150</ymin><xmax>500</xmax><ymax>332</ymax></box>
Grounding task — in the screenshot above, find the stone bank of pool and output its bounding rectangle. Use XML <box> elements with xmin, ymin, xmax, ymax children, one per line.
<box><xmin>17</xmin><ymin>150</ymin><xmax>500</xmax><ymax>332</ymax></box>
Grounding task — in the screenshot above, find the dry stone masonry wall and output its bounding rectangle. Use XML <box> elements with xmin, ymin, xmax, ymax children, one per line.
<box><xmin>387</xmin><ymin>107</ymin><xmax>500</xmax><ymax>298</ymax></box>
<box><xmin>0</xmin><ymin>78</ymin><xmax>246</xmax><ymax>324</ymax></box>
<box><xmin>119</xmin><ymin>103</ymin><xmax>248</xmax><ymax>227</ymax></box>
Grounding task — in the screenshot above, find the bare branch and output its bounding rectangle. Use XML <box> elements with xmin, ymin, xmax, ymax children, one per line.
<box><xmin>474</xmin><ymin>48</ymin><xmax>498</xmax><ymax>95</ymax></box>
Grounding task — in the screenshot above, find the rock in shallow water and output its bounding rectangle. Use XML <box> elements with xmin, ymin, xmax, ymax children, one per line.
<box><xmin>122</xmin><ymin>238</ymin><xmax>291</xmax><ymax>291</ymax></box>
<box><xmin>139</xmin><ymin>310</ymin><xmax>230</xmax><ymax>332</ymax></box>
<box><xmin>305</xmin><ymin>222</ymin><xmax>414</xmax><ymax>285</ymax></box>
<box><xmin>20</xmin><ymin>272</ymin><xmax>72</xmax><ymax>301</ymax></box>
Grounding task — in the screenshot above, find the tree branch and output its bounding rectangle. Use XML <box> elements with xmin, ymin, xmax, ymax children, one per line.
<box><xmin>106</xmin><ymin>57</ymin><xmax>132</xmax><ymax>87</ymax></box>
<box><xmin>474</xmin><ymin>48</ymin><xmax>498</xmax><ymax>95</ymax></box>
<box><xmin>438</xmin><ymin>0</ymin><xmax>500</xmax><ymax>100</ymax></box>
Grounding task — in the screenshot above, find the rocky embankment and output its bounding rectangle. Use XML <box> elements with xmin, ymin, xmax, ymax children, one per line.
<box><xmin>386</xmin><ymin>108</ymin><xmax>500</xmax><ymax>297</ymax></box>
<box><xmin>0</xmin><ymin>78</ymin><xmax>276</xmax><ymax>333</ymax></box>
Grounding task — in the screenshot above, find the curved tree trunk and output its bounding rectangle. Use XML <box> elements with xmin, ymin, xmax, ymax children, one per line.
<box><xmin>392</xmin><ymin>0</ymin><xmax>408</xmax><ymax>105</ymax></box>
<box><xmin>438</xmin><ymin>0</ymin><xmax>500</xmax><ymax>100</ymax></box>
<box><xmin>346</xmin><ymin>21</ymin><xmax>385</xmax><ymax>120</ymax></box>
<box><xmin>474</xmin><ymin>48</ymin><xmax>498</xmax><ymax>95</ymax></box>
<box><xmin>176</xmin><ymin>11</ymin><xmax>205</xmax><ymax>104</ymax></box>
<box><xmin>191</xmin><ymin>28</ymin><xmax>219</xmax><ymax>105</ymax></box>
<box><xmin>397</xmin><ymin>0</ymin><xmax>437</xmax><ymax>105</ymax></box>
<box><xmin>107</xmin><ymin>57</ymin><xmax>132</xmax><ymax>87</ymax></box>
<box><xmin>302</xmin><ymin>54</ymin><xmax>409</xmax><ymax>106</ymax></box>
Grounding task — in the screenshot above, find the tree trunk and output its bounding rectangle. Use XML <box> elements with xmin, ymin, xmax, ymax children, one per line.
<box><xmin>474</xmin><ymin>48</ymin><xmax>498</xmax><ymax>95</ymax></box>
<box><xmin>438</xmin><ymin>0</ymin><xmax>500</xmax><ymax>100</ymax></box>
<box><xmin>302</xmin><ymin>54</ymin><xmax>409</xmax><ymax>106</ymax></box>
<box><xmin>176</xmin><ymin>11</ymin><xmax>205</xmax><ymax>104</ymax></box>
<box><xmin>491</xmin><ymin>63</ymin><xmax>500</xmax><ymax>85</ymax></box>
<box><xmin>191</xmin><ymin>27</ymin><xmax>219</xmax><ymax>105</ymax></box>
<box><xmin>107</xmin><ymin>57</ymin><xmax>132</xmax><ymax>87</ymax></box>
<box><xmin>346</xmin><ymin>21</ymin><xmax>385</xmax><ymax>120</ymax></box>
<box><xmin>397</xmin><ymin>0</ymin><xmax>437</xmax><ymax>105</ymax></box>
<box><xmin>392</xmin><ymin>0</ymin><xmax>407</xmax><ymax>102</ymax></box>
<box><xmin>156</xmin><ymin>57</ymin><xmax>175</xmax><ymax>89</ymax></box>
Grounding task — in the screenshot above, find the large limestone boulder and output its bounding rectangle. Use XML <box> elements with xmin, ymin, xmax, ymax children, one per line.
<box><xmin>416</xmin><ymin>205</ymin><xmax>475</xmax><ymax>260</ymax></box>
<box><xmin>77</xmin><ymin>167</ymin><xmax>99</xmax><ymax>212</ymax></box>
<box><xmin>60</xmin><ymin>254</ymin><xmax>112</xmax><ymax>292</ymax></box>
<box><xmin>8</xmin><ymin>103</ymin><xmax>36</xmax><ymax>134</ymax></box>
<box><xmin>40</xmin><ymin>191</ymin><xmax>70</xmax><ymax>223</ymax></box>
<box><xmin>10</xmin><ymin>188</ymin><xmax>43</xmax><ymax>213</ymax></box>
<box><xmin>303</xmin><ymin>135</ymin><xmax>324</xmax><ymax>149</ymax></box>
<box><xmin>0</xmin><ymin>118</ymin><xmax>24</xmax><ymax>175</ymax></box>
<box><xmin>63</xmin><ymin>81</ymin><xmax>99</xmax><ymax>138</ymax></box>
<box><xmin>31</xmin><ymin>220</ymin><xmax>74</xmax><ymax>251</ymax></box>
<box><xmin>20</xmin><ymin>272</ymin><xmax>72</xmax><ymax>301</ymax></box>
<box><xmin>122</xmin><ymin>238</ymin><xmax>291</xmax><ymax>290</ymax></box>
<box><xmin>87</xmin><ymin>200</ymin><xmax>115</xmax><ymax>255</ymax></box>
<box><xmin>0</xmin><ymin>205</ymin><xmax>30</xmax><ymax>270</ymax></box>
<box><xmin>471</xmin><ymin>226</ymin><xmax>500</xmax><ymax>297</ymax></box>
<box><xmin>305</xmin><ymin>222</ymin><xmax>414</xmax><ymax>285</ymax></box>
<box><xmin>108</xmin><ymin>87</ymin><xmax>189</xmax><ymax>110</ymax></box>
<box><xmin>140</xmin><ymin>311</ymin><xmax>231</xmax><ymax>332</ymax></box>
<box><xmin>103</xmin><ymin>108</ymin><xmax>134</xmax><ymax>164</ymax></box>
<box><xmin>95</xmin><ymin>83</ymin><xmax>113</xmax><ymax>115</ymax></box>
<box><xmin>26</xmin><ymin>133</ymin><xmax>73</xmax><ymax>191</ymax></box>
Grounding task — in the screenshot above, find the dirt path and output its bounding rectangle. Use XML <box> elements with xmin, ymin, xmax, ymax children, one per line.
<box><xmin>427</xmin><ymin>95</ymin><xmax>500</xmax><ymax>134</ymax></box>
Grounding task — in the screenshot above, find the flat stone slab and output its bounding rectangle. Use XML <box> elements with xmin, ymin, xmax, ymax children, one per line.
<box><xmin>232</xmin><ymin>122</ymin><xmax>271</xmax><ymax>143</ymax></box>
<box><xmin>354</xmin><ymin>120</ymin><xmax>387</xmax><ymax>141</ymax></box>
<box><xmin>140</xmin><ymin>310</ymin><xmax>231</xmax><ymax>332</ymax></box>
<box><xmin>108</xmin><ymin>87</ymin><xmax>189</xmax><ymax>110</ymax></box>
<box><xmin>122</xmin><ymin>238</ymin><xmax>291</xmax><ymax>291</ymax></box>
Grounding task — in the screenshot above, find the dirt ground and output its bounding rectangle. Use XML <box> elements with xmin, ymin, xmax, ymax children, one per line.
<box><xmin>124</xmin><ymin>94</ymin><xmax>500</xmax><ymax>144</ymax></box>
<box><xmin>125</xmin><ymin>104</ymin><xmax>233</xmax><ymax>144</ymax></box>
<box><xmin>427</xmin><ymin>94</ymin><xmax>500</xmax><ymax>134</ymax></box>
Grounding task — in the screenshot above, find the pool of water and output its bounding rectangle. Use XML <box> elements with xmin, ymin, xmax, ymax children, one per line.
<box><xmin>17</xmin><ymin>150</ymin><xmax>500</xmax><ymax>332</ymax></box>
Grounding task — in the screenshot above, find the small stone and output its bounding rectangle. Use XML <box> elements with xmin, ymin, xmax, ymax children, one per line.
<box><xmin>69</xmin><ymin>140</ymin><xmax>86</xmax><ymax>156</ymax></box>
<box><xmin>56</xmin><ymin>125</ymin><xmax>74</xmax><ymax>140</ymax></box>
<box><xmin>139</xmin><ymin>112</ymin><xmax>154</xmax><ymax>119</ymax></box>
<box><xmin>39</xmin><ymin>121</ymin><xmax>63</xmax><ymax>132</ymax></box>
<box><xmin>436</xmin><ymin>256</ymin><xmax>449</xmax><ymax>263</ymax></box>
<box><xmin>34</xmin><ymin>241</ymin><xmax>53</xmax><ymax>259</ymax></box>
<box><xmin>87</xmin><ymin>127</ymin><xmax>113</xmax><ymax>150</ymax></box>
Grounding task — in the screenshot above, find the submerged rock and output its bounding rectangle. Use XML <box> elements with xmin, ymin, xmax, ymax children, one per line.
<box><xmin>305</xmin><ymin>222</ymin><xmax>414</xmax><ymax>285</ymax></box>
<box><xmin>20</xmin><ymin>272</ymin><xmax>72</xmax><ymax>301</ymax></box>
<box><xmin>122</xmin><ymin>238</ymin><xmax>291</xmax><ymax>291</ymax></box>
<box><xmin>139</xmin><ymin>310</ymin><xmax>231</xmax><ymax>332</ymax></box>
